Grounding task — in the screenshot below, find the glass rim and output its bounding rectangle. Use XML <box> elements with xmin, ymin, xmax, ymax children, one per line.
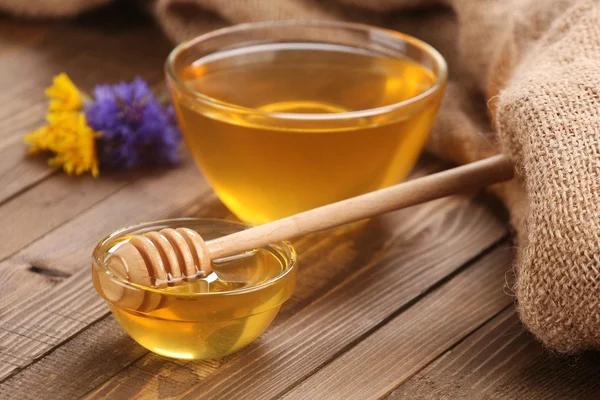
<box><xmin>165</xmin><ymin>19</ymin><xmax>448</xmax><ymax>121</ymax></box>
<box><xmin>92</xmin><ymin>217</ymin><xmax>297</xmax><ymax>297</ymax></box>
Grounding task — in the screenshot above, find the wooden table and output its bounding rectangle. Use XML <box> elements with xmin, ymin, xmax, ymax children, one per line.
<box><xmin>1</xmin><ymin>4</ymin><xmax>599</xmax><ymax>399</ymax></box>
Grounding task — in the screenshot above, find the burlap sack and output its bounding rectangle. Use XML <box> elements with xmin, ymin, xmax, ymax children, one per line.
<box><xmin>3</xmin><ymin>0</ymin><xmax>598</xmax><ymax>353</ymax></box>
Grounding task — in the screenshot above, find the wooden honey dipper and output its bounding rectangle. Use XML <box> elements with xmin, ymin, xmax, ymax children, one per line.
<box><xmin>101</xmin><ymin>155</ymin><xmax>514</xmax><ymax>312</ymax></box>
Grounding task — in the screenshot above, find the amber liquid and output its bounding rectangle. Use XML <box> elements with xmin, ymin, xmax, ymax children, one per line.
<box><xmin>171</xmin><ymin>43</ymin><xmax>441</xmax><ymax>224</ymax></box>
<box><xmin>94</xmin><ymin>239</ymin><xmax>296</xmax><ymax>360</ymax></box>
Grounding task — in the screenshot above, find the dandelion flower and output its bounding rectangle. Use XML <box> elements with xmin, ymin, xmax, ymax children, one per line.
<box><xmin>46</xmin><ymin>112</ymin><xmax>99</xmax><ymax>177</ymax></box>
<box><xmin>45</xmin><ymin>73</ymin><xmax>84</xmax><ymax>113</ymax></box>
<box><xmin>25</xmin><ymin>112</ymin><xmax>99</xmax><ymax>177</ymax></box>
<box><xmin>24</xmin><ymin>125</ymin><xmax>53</xmax><ymax>154</ymax></box>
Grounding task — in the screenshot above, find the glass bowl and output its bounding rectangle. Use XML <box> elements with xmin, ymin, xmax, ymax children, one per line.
<box><xmin>166</xmin><ymin>20</ymin><xmax>447</xmax><ymax>224</ymax></box>
<box><xmin>92</xmin><ymin>218</ymin><xmax>297</xmax><ymax>360</ymax></box>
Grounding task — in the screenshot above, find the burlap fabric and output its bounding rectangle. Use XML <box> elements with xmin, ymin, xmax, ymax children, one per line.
<box><xmin>2</xmin><ymin>0</ymin><xmax>598</xmax><ymax>353</ymax></box>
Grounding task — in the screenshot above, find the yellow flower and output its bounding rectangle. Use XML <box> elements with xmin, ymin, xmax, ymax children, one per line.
<box><xmin>24</xmin><ymin>73</ymin><xmax>99</xmax><ymax>177</ymax></box>
<box><xmin>45</xmin><ymin>73</ymin><xmax>83</xmax><ymax>113</ymax></box>
<box><xmin>25</xmin><ymin>112</ymin><xmax>99</xmax><ymax>177</ymax></box>
<box><xmin>24</xmin><ymin>125</ymin><xmax>53</xmax><ymax>154</ymax></box>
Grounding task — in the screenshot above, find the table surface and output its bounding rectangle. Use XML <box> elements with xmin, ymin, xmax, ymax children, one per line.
<box><xmin>1</xmin><ymin>4</ymin><xmax>599</xmax><ymax>400</ymax></box>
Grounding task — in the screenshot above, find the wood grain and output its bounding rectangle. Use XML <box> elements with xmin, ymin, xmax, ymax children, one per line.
<box><xmin>0</xmin><ymin>225</ymin><xmax>361</xmax><ymax>399</ymax></box>
<box><xmin>79</xmin><ymin>199</ymin><xmax>506</xmax><ymax>400</ymax></box>
<box><xmin>0</xmin><ymin>193</ymin><xmax>505</xmax><ymax>398</ymax></box>
<box><xmin>387</xmin><ymin>308</ymin><xmax>600</xmax><ymax>400</ymax></box>
<box><xmin>282</xmin><ymin>245</ymin><xmax>513</xmax><ymax>400</ymax></box>
<box><xmin>0</xmin><ymin>157</ymin><xmax>478</xmax><ymax>381</ymax></box>
<box><xmin>0</xmin><ymin>173</ymin><xmax>131</xmax><ymax>260</ymax></box>
<box><xmin>0</xmin><ymin>13</ymin><xmax>172</xmax><ymax>273</ymax></box>
<box><xmin>0</xmin><ymin>162</ymin><xmax>232</xmax><ymax>377</ymax></box>
<box><xmin>0</xmin><ymin>316</ymin><xmax>147</xmax><ymax>399</ymax></box>
<box><xmin>0</xmin><ymin>160</ymin><xmax>210</xmax><ymax>314</ymax></box>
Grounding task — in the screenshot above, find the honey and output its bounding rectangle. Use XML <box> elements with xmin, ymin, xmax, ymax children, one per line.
<box><xmin>92</xmin><ymin>219</ymin><xmax>297</xmax><ymax>360</ymax></box>
<box><xmin>169</xmin><ymin>41</ymin><xmax>444</xmax><ymax>224</ymax></box>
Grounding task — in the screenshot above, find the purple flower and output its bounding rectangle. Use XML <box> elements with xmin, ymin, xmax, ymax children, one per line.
<box><xmin>84</xmin><ymin>77</ymin><xmax>181</xmax><ymax>169</ymax></box>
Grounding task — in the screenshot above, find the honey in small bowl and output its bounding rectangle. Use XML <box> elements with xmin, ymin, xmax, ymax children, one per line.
<box><xmin>92</xmin><ymin>218</ymin><xmax>297</xmax><ymax>360</ymax></box>
<box><xmin>166</xmin><ymin>21</ymin><xmax>447</xmax><ymax>224</ymax></box>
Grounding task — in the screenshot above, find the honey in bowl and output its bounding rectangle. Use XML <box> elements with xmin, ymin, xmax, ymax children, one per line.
<box><xmin>167</xmin><ymin>22</ymin><xmax>447</xmax><ymax>224</ymax></box>
<box><xmin>92</xmin><ymin>219</ymin><xmax>297</xmax><ymax>360</ymax></box>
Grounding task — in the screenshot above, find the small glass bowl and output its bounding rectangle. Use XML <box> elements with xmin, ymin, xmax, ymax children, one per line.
<box><xmin>92</xmin><ymin>218</ymin><xmax>297</xmax><ymax>360</ymax></box>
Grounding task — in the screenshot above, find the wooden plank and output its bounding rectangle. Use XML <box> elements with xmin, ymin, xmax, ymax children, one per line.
<box><xmin>0</xmin><ymin>194</ymin><xmax>504</xmax><ymax>398</ymax></box>
<box><xmin>0</xmin><ymin>217</ymin><xmax>390</xmax><ymax>399</ymax></box>
<box><xmin>0</xmin><ymin>25</ymin><xmax>70</xmax><ymax>205</ymax></box>
<box><xmin>282</xmin><ymin>246</ymin><xmax>513</xmax><ymax>400</ymax></box>
<box><xmin>0</xmin><ymin>9</ymin><xmax>171</xmax><ymax>205</ymax></box>
<box><xmin>0</xmin><ymin>316</ymin><xmax>148</xmax><ymax>400</ymax></box>
<box><xmin>0</xmin><ymin>172</ymin><xmax>135</xmax><ymax>260</ymax></box>
<box><xmin>0</xmin><ymin>163</ymin><xmax>437</xmax><ymax>370</ymax></box>
<box><xmin>0</xmin><ymin>158</ymin><xmax>216</xmax><ymax>312</ymax></box>
<box><xmin>0</xmin><ymin>19</ymin><xmax>172</xmax><ymax>262</ymax></box>
<box><xmin>0</xmin><ymin>158</ymin><xmax>454</xmax><ymax>382</ymax></box>
<box><xmin>81</xmin><ymin>199</ymin><xmax>507</xmax><ymax>399</ymax></box>
<box><xmin>0</xmin><ymin>310</ymin><xmax>222</xmax><ymax>400</ymax></box>
<box><xmin>0</xmin><ymin>160</ymin><xmax>226</xmax><ymax>376</ymax></box>
<box><xmin>386</xmin><ymin>308</ymin><xmax>600</xmax><ymax>400</ymax></box>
